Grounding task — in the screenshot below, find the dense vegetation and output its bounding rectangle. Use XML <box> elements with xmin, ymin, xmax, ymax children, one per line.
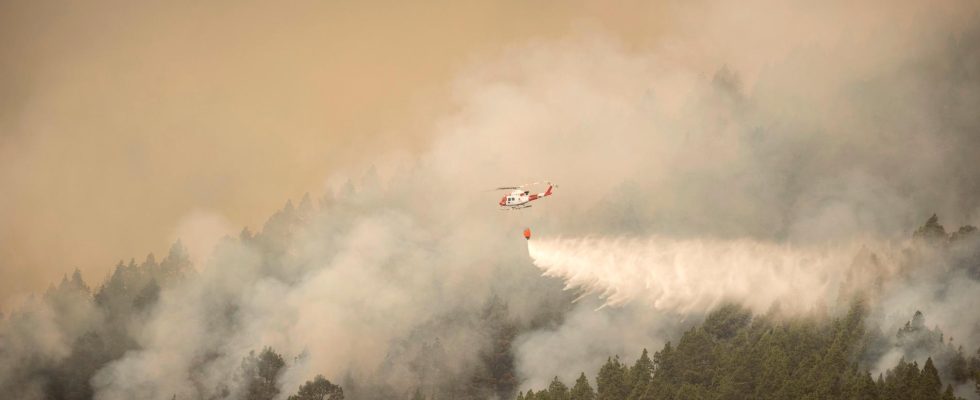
<box><xmin>0</xmin><ymin>198</ymin><xmax>348</xmax><ymax>400</ymax></box>
<box><xmin>2</xmin><ymin>207</ymin><xmax>980</xmax><ymax>400</ymax></box>
<box><xmin>5</xmin><ymin>245</ymin><xmax>192</xmax><ymax>400</ymax></box>
<box><xmin>516</xmin><ymin>303</ymin><xmax>980</xmax><ymax>400</ymax></box>
<box><xmin>0</xmin><ymin>196</ymin><xmax>533</xmax><ymax>400</ymax></box>
<box><xmin>514</xmin><ymin>214</ymin><xmax>980</xmax><ymax>400</ymax></box>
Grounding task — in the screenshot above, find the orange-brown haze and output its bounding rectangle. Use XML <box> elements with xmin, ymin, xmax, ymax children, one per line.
<box><xmin>5</xmin><ymin>1</ymin><xmax>980</xmax><ymax>396</ymax></box>
<box><xmin>0</xmin><ymin>0</ymin><xmax>670</xmax><ymax>307</ymax></box>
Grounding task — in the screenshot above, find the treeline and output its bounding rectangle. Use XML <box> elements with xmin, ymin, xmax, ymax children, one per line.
<box><xmin>2</xmin><ymin>242</ymin><xmax>192</xmax><ymax>400</ymax></box>
<box><xmin>238</xmin><ymin>347</ymin><xmax>343</xmax><ymax>400</ymax></box>
<box><xmin>0</xmin><ymin>196</ymin><xmax>355</xmax><ymax>400</ymax></box>
<box><xmin>345</xmin><ymin>295</ymin><xmax>525</xmax><ymax>400</ymax></box>
<box><xmin>516</xmin><ymin>303</ymin><xmax>980</xmax><ymax>400</ymax></box>
<box><xmin>512</xmin><ymin>214</ymin><xmax>980</xmax><ymax>400</ymax></box>
<box><xmin>0</xmin><ymin>241</ymin><xmax>347</xmax><ymax>400</ymax></box>
<box><xmin>0</xmin><ymin>193</ymin><xmax>533</xmax><ymax>400</ymax></box>
<box><xmin>3</xmin><ymin>196</ymin><xmax>980</xmax><ymax>400</ymax></box>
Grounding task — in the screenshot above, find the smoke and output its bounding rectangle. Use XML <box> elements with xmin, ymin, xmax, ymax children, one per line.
<box><xmin>84</xmin><ymin>187</ymin><xmax>562</xmax><ymax>399</ymax></box>
<box><xmin>0</xmin><ymin>271</ymin><xmax>105</xmax><ymax>400</ymax></box>
<box><xmin>525</xmin><ymin>231</ymin><xmax>980</xmax><ymax>393</ymax></box>
<box><xmin>0</xmin><ymin>0</ymin><xmax>614</xmax><ymax>306</ymax></box>
<box><xmin>171</xmin><ymin>211</ymin><xmax>235</xmax><ymax>268</ymax></box>
<box><xmin>3</xmin><ymin>1</ymin><xmax>980</xmax><ymax>398</ymax></box>
<box><xmin>501</xmin><ymin>0</ymin><xmax>980</xmax><ymax>387</ymax></box>
<box><xmin>513</xmin><ymin>299</ymin><xmax>687</xmax><ymax>391</ymax></box>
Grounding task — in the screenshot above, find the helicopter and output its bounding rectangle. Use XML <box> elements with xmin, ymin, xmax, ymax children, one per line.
<box><xmin>494</xmin><ymin>182</ymin><xmax>555</xmax><ymax>210</ymax></box>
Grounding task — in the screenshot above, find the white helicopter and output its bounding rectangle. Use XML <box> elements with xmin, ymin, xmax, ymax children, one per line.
<box><xmin>494</xmin><ymin>182</ymin><xmax>556</xmax><ymax>210</ymax></box>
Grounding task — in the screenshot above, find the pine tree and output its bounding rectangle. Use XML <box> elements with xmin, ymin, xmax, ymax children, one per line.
<box><xmin>950</xmin><ymin>347</ymin><xmax>970</xmax><ymax>382</ymax></box>
<box><xmin>975</xmin><ymin>371</ymin><xmax>980</xmax><ymax>397</ymax></box>
<box><xmin>133</xmin><ymin>278</ymin><xmax>160</xmax><ymax>310</ymax></box>
<box><xmin>548</xmin><ymin>376</ymin><xmax>570</xmax><ymax>400</ymax></box>
<box><xmin>918</xmin><ymin>358</ymin><xmax>942</xmax><ymax>400</ymax></box>
<box><xmin>626</xmin><ymin>349</ymin><xmax>653</xmax><ymax>400</ymax></box>
<box><xmin>913</xmin><ymin>214</ymin><xmax>948</xmax><ymax>242</ymax></box>
<box><xmin>851</xmin><ymin>371</ymin><xmax>879</xmax><ymax>400</ymax></box>
<box><xmin>597</xmin><ymin>356</ymin><xmax>628</xmax><ymax>400</ymax></box>
<box><xmin>644</xmin><ymin>341</ymin><xmax>676</xmax><ymax>400</ymax></box>
<box><xmin>941</xmin><ymin>384</ymin><xmax>956</xmax><ymax>400</ymax></box>
<box><xmin>570</xmin><ymin>373</ymin><xmax>596</xmax><ymax>400</ymax></box>
<box><xmin>887</xmin><ymin>359</ymin><xmax>920</xmax><ymax>400</ymax></box>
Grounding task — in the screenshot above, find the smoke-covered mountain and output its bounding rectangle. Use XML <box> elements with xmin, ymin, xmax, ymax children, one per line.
<box><xmin>3</xmin><ymin>191</ymin><xmax>980</xmax><ymax>400</ymax></box>
<box><xmin>4</xmin><ymin>2</ymin><xmax>980</xmax><ymax>400</ymax></box>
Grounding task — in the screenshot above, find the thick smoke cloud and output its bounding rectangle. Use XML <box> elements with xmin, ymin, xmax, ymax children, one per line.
<box><xmin>3</xmin><ymin>0</ymin><xmax>980</xmax><ymax>398</ymax></box>
<box><xmin>1</xmin><ymin>0</ymin><xmax>655</xmax><ymax>307</ymax></box>
<box><xmin>84</xmin><ymin>184</ymin><xmax>565</xmax><ymax>399</ymax></box>
<box><xmin>513</xmin><ymin>300</ymin><xmax>689</xmax><ymax>391</ymax></box>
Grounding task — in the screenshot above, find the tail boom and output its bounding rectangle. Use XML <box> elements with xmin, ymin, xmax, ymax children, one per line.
<box><xmin>528</xmin><ymin>184</ymin><xmax>554</xmax><ymax>201</ymax></box>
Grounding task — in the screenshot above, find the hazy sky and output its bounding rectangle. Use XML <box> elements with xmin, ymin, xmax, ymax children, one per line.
<box><xmin>5</xmin><ymin>2</ymin><xmax>980</xmax><ymax>397</ymax></box>
<box><xmin>3</xmin><ymin>0</ymin><xmax>978</xmax><ymax>309</ymax></box>
<box><xmin>0</xmin><ymin>1</ymin><xmax>674</xmax><ymax>306</ymax></box>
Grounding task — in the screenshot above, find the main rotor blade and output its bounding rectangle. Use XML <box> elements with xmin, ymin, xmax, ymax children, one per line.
<box><xmin>492</xmin><ymin>181</ymin><xmax>551</xmax><ymax>191</ymax></box>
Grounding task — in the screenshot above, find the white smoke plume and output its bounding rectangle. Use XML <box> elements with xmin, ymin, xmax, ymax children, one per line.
<box><xmin>523</xmin><ymin>231</ymin><xmax>980</xmax><ymax>395</ymax></box>
<box><xmin>4</xmin><ymin>1</ymin><xmax>980</xmax><ymax>399</ymax></box>
<box><xmin>528</xmin><ymin>236</ymin><xmax>888</xmax><ymax>314</ymax></box>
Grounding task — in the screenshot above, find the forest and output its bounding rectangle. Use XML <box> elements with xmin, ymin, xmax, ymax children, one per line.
<box><xmin>6</xmin><ymin>6</ymin><xmax>980</xmax><ymax>398</ymax></box>
<box><xmin>516</xmin><ymin>303</ymin><xmax>980</xmax><ymax>400</ymax></box>
<box><xmin>1</xmin><ymin>196</ymin><xmax>979</xmax><ymax>400</ymax></box>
